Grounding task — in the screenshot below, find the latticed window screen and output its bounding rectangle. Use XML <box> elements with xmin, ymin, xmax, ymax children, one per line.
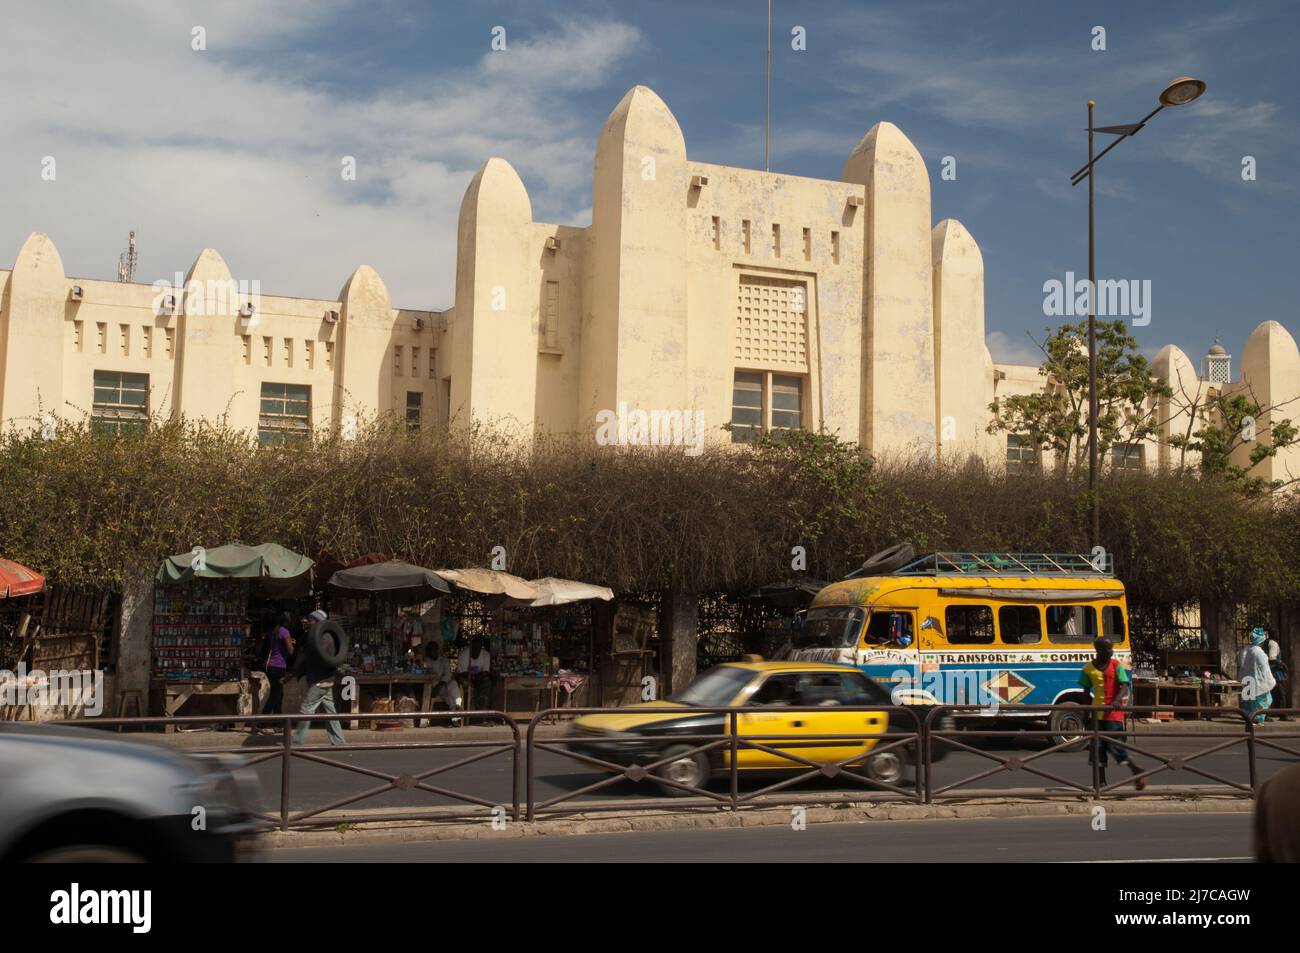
<box><xmin>735</xmin><ymin>275</ymin><xmax>808</xmax><ymax>371</ymax></box>
<box><xmin>258</xmin><ymin>382</ymin><xmax>311</xmax><ymax>445</ymax></box>
<box><xmin>92</xmin><ymin>370</ymin><xmax>148</xmax><ymax>435</ymax></box>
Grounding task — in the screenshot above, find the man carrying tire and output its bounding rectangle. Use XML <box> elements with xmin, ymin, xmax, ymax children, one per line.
<box><xmin>292</xmin><ymin>609</ymin><xmax>346</xmax><ymax>746</ymax></box>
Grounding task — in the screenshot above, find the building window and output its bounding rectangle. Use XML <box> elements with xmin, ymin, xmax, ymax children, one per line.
<box><xmin>802</xmin><ymin>227</ymin><xmax>811</xmax><ymax>261</ymax></box>
<box><xmin>92</xmin><ymin>370</ymin><xmax>148</xmax><ymax>435</ymax></box>
<box><xmin>258</xmin><ymin>382</ymin><xmax>311</xmax><ymax>445</ymax></box>
<box><xmin>741</xmin><ymin>219</ymin><xmax>752</xmax><ymax>255</ymax></box>
<box><xmin>831</xmin><ymin>230</ymin><xmax>840</xmax><ymax>264</ymax></box>
<box><xmin>771</xmin><ymin>374</ymin><xmax>803</xmax><ymax>431</ymax></box>
<box><xmin>771</xmin><ymin>223</ymin><xmax>781</xmax><ymax>258</ymax></box>
<box><xmin>1111</xmin><ymin>442</ymin><xmax>1144</xmax><ymax>471</ymax></box>
<box><xmin>730</xmin><ymin>370</ymin><xmax>805</xmax><ymax>443</ymax></box>
<box><xmin>542</xmin><ymin>281</ymin><xmax>560</xmax><ymax>351</ymax></box>
<box><xmin>1006</xmin><ymin>435</ymin><xmax>1038</xmax><ymax>474</ymax></box>
<box><xmin>406</xmin><ymin>391</ymin><xmax>423</xmax><ymax>432</ymax></box>
<box><xmin>730</xmin><ymin>371</ymin><xmax>763</xmax><ymax>443</ymax></box>
<box><xmin>394</xmin><ymin>345</ymin><xmax>403</xmax><ymax>376</ymax></box>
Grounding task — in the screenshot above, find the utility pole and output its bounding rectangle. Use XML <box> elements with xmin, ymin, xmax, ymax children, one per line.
<box><xmin>764</xmin><ymin>0</ymin><xmax>771</xmax><ymax>172</ymax></box>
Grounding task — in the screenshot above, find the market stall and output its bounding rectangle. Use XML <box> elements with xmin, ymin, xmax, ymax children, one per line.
<box><xmin>152</xmin><ymin>543</ymin><xmax>313</xmax><ymax>725</ymax></box>
<box><xmin>325</xmin><ymin>559</ymin><xmax>451</xmax><ymax>723</ymax></box>
<box><xmin>0</xmin><ymin>556</ymin><xmax>46</xmax><ymax>721</ymax></box>
<box><xmin>436</xmin><ymin>569</ymin><xmax>614</xmax><ymax>714</ymax></box>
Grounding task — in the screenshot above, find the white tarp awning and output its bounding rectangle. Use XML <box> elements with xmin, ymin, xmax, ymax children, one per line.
<box><xmin>529</xmin><ymin>577</ymin><xmax>615</xmax><ymax>607</ymax></box>
<box><xmin>434</xmin><ymin>568</ymin><xmax>540</xmax><ymax>600</ymax></box>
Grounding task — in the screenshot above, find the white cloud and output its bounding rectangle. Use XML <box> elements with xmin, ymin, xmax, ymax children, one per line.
<box><xmin>987</xmin><ymin>329</ymin><xmax>1043</xmax><ymax>366</ymax></box>
<box><xmin>0</xmin><ymin>2</ymin><xmax>641</xmax><ymax>308</ymax></box>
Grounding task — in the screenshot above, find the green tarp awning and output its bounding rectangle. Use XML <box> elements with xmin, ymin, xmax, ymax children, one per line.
<box><xmin>157</xmin><ymin>543</ymin><xmax>314</xmax><ymax>584</ymax></box>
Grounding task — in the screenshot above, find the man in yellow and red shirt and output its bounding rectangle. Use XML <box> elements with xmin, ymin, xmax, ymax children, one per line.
<box><xmin>1078</xmin><ymin>637</ymin><xmax>1146</xmax><ymax>790</ymax></box>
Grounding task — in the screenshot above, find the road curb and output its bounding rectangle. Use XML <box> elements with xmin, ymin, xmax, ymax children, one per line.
<box><xmin>254</xmin><ymin>796</ymin><xmax>1253</xmax><ymax>850</ymax></box>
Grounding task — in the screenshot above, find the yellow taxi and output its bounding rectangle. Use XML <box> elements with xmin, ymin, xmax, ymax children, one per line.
<box><xmin>568</xmin><ymin>660</ymin><xmax>918</xmax><ymax>796</ymax></box>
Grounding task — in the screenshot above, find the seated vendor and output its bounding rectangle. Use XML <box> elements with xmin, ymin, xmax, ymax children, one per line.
<box><xmin>424</xmin><ymin>641</ymin><xmax>463</xmax><ymax>712</ymax></box>
<box><xmin>456</xmin><ymin>637</ymin><xmax>492</xmax><ymax>708</ymax></box>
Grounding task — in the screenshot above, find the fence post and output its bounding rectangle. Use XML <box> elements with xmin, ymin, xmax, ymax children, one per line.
<box><xmin>280</xmin><ymin>718</ymin><xmax>292</xmax><ymax>832</ymax></box>
<box><xmin>729</xmin><ymin>710</ymin><xmax>739</xmax><ymax>812</ymax></box>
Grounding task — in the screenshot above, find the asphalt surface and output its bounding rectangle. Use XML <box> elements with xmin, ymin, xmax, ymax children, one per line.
<box><xmin>250</xmin><ymin>811</ymin><xmax>1254</xmax><ymax>863</ymax></box>
<box><xmin>228</xmin><ymin>730</ymin><xmax>1298</xmax><ymax>818</ymax></box>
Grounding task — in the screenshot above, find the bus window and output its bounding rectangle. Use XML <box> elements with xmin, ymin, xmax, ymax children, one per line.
<box><xmin>863</xmin><ymin>610</ymin><xmax>913</xmax><ymax>647</ymax></box>
<box><xmin>1046</xmin><ymin>604</ymin><xmax>1098</xmax><ymax>643</ymax></box>
<box><xmin>795</xmin><ymin>607</ymin><xmax>866</xmax><ymax>649</ymax></box>
<box><xmin>998</xmin><ymin>605</ymin><xmax>1043</xmax><ymax>645</ymax></box>
<box><xmin>1102</xmin><ymin>605</ymin><xmax>1127</xmax><ymax>644</ymax></box>
<box><xmin>945</xmin><ymin>605</ymin><xmax>995</xmax><ymax>645</ymax></box>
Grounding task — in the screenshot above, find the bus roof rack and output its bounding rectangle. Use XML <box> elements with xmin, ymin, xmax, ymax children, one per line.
<box><xmin>892</xmin><ymin>552</ymin><xmax>1113</xmax><ymax>577</ymax></box>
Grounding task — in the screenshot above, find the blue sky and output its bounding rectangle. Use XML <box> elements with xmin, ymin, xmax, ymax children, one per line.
<box><xmin>1</xmin><ymin>0</ymin><xmax>1294</xmax><ymax>368</ymax></box>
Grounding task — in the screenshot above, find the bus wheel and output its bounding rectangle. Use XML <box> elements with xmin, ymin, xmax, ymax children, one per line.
<box><xmin>1049</xmin><ymin>704</ymin><xmax>1089</xmax><ymax>750</ymax></box>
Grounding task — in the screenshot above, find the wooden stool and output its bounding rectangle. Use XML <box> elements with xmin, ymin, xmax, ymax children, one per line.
<box><xmin>116</xmin><ymin>689</ymin><xmax>145</xmax><ymax>730</ymax></box>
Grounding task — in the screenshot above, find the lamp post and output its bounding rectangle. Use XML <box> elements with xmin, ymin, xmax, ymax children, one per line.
<box><xmin>1069</xmin><ymin>76</ymin><xmax>1206</xmax><ymax>550</ymax></box>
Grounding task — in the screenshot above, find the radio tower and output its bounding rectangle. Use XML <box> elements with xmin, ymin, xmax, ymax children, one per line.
<box><xmin>117</xmin><ymin>230</ymin><xmax>137</xmax><ymax>282</ymax></box>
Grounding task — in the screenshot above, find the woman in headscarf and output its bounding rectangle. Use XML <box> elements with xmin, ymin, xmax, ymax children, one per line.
<box><xmin>1239</xmin><ymin>627</ymin><xmax>1277</xmax><ymax>724</ymax></box>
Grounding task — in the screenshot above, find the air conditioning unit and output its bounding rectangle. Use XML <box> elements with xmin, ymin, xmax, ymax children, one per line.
<box><xmin>690</xmin><ymin>174</ymin><xmax>709</xmax><ymax>188</ymax></box>
<box><xmin>324</xmin><ymin>310</ymin><xmax>340</xmax><ymax>324</ymax></box>
<box><xmin>545</xmin><ymin>236</ymin><xmax>561</xmax><ymax>252</ymax></box>
<box><xmin>158</xmin><ymin>294</ymin><xmax>176</xmax><ymax>315</ymax></box>
<box><xmin>69</xmin><ymin>286</ymin><xmax>84</xmax><ymax>301</ymax></box>
<box><xmin>413</xmin><ymin>316</ymin><xmax>426</xmax><ymax>331</ymax></box>
<box><xmin>847</xmin><ymin>195</ymin><xmax>865</xmax><ymax>208</ymax></box>
<box><xmin>239</xmin><ymin>302</ymin><xmax>256</xmax><ymax>318</ymax></box>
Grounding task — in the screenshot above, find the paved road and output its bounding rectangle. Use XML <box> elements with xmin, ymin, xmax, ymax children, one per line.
<box><xmin>233</xmin><ymin>731</ymin><xmax>1298</xmax><ymax>818</ymax></box>
<box><xmin>250</xmin><ymin>811</ymin><xmax>1253</xmax><ymax>863</ymax></box>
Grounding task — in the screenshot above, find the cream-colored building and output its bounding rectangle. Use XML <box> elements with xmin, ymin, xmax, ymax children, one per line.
<box><xmin>2</xmin><ymin>84</ymin><xmax>1297</xmax><ymax>481</ymax></box>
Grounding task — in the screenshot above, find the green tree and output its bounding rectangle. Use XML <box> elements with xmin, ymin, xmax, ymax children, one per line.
<box><xmin>986</xmin><ymin>320</ymin><xmax>1171</xmax><ymax>472</ymax></box>
<box><xmin>1168</xmin><ymin>390</ymin><xmax>1299</xmax><ymax>494</ymax></box>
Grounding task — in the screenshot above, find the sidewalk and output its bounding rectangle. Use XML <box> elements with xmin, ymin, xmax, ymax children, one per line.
<box><xmin>253</xmin><ymin>795</ymin><xmax>1255</xmax><ymax>850</ymax></box>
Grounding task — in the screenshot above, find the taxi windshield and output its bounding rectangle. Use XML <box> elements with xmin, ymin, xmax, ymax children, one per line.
<box><xmin>794</xmin><ymin>606</ymin><xmax>866</xmax><ymax>649</ymax></box>
<box><xmin>672</xmin><ymin>666</ymin><xmax>756</xmax><ymax>706</ymax></box>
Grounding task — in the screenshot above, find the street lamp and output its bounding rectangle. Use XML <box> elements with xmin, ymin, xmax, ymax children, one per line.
<box><xmin>1068</xmin><ymin>76</ymin><xmax>1206</xmax><ymax>550</ymax></box>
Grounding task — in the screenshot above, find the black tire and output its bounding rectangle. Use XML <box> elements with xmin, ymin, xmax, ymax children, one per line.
<box><xmin>1049</xmin><ymin>702</ymin><xmax>1089</xmax><ymax>750</ymax></box>
<box><xmin>305</xmin><ymin>620</ymin><xmax>348</xmax><ymax>669</ymax></box>
<box><xmin>853</xmin><ymin>542</ymin><xmax>915</xmax><ymax>577</ymax></box>
<box><xmin>653</xmin><ymin>744</ymin><xmax>711</xmax><ymax>797</ymax></box>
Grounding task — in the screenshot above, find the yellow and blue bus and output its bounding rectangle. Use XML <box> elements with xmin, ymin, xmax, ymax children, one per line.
<box><xmin>788</xmin><ymin>553</ymin><xmax>1130</xmax><ymax>739</ymax></box>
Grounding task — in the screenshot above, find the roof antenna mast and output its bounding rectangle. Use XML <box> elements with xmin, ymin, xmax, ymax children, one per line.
<box><xmin>116</xmin><ymin>230</ymin><xmax>137</xmax><ymax>283</ymax></box>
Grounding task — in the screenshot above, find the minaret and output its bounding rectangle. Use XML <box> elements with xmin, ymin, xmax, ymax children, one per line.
<box><xmin>584</xmin><ymin>86</ymin><xmax>689</xmax><ymax>430</ymax></box>
<box><xmin>1203</xmin><ymin>336</ymin><xmax>1231</xmax><ymax>383</ymax></box>
<box><xmin>842</xmin><ymin>123</ymin><xmax>936</xmax><ymax>453</ymax></box>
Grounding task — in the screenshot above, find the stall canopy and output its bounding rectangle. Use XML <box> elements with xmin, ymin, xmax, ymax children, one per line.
<box><xmin>435</xmin><ymin>568</ymin><xmax>540</xmax><ymax>601</ymax></box>
<box><xmin>156</xmin><ymin>543</ymin><xmax>314</xmax><ymax>596</ymax></box>
<box><xmin>0</xmin><ymin>556</ymin><xmax>44</xmax><ymax>599</ymax></box>
<box><xmin>527</xmin><ymin>577</ymin><xmax>614</xmax><ymax>607</ymax></box>
<box><xmin>327</xmin><ymin>559</ymin><xmax>451</xmax><ymax>599</ymax></box>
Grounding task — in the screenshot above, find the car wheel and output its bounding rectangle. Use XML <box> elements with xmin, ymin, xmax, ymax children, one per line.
<box><xmin>1049</xmin><ymin>704</ymin><xmax>1089</xmax><ymax>750</ymax></box>
<box><xmin>653</xmin><ymin>744</ymin><xmax>710</xmax><ymax>797</ymax></box>
<box><xmin>866</xmin><ymin>749</ymin><xmax>904</xmax><ymax>784</ymax></box>
<box><xmin>26</xmin><ymin>845</ymin><xmax>148</xmax><ymax>863</ymax></box>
